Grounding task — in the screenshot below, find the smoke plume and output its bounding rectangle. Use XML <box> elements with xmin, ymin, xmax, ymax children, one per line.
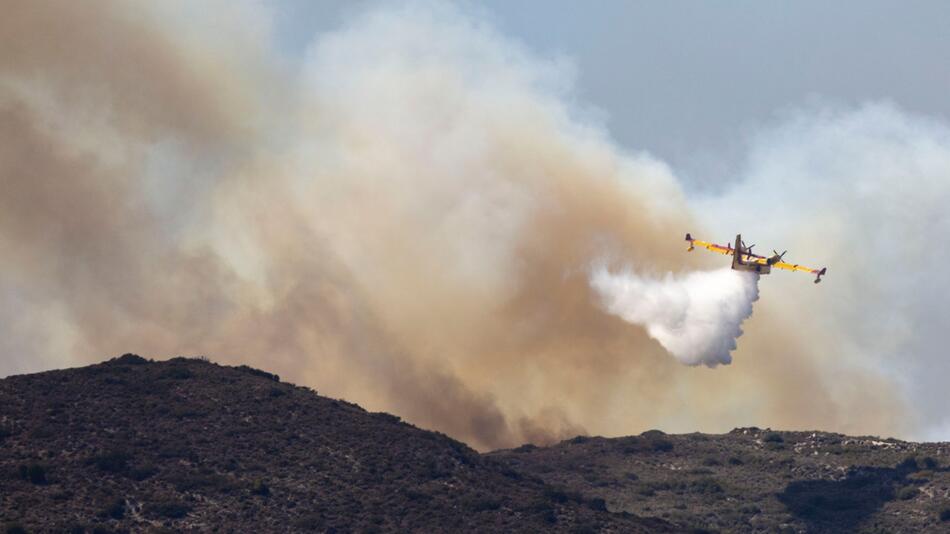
<box><xmin>591</xmin><ymin>267</ymin><xmax>759</xmax><ymax>366</ymax></box>
<box><xmin>1</xmin><ymin>1</ymin><xmax>946</xmax><ymax>448</ymax></box>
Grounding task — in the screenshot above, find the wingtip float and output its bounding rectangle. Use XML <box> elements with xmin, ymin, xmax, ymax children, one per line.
<box><xmin>685</xmin><ymin>233</ymin><xmax>826</xmax><ymax>283</ymax></box>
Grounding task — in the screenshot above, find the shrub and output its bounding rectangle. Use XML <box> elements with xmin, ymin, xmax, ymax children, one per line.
<box><xmin>587</xmin><ymin>497</ymin><xmax>607</xmax><ymax>511</ymax></box>
<box><xmin>469</xmin><ymin>496</ymin><xmax>502</xmax><ymax>512</ymax></box>
<box><xmin>113</xmin><ymin>353</ymin><xmax>148</xmax><ymax>365</ymax></box>
<box><xmin>293</xmin><ymin>513</ymin><xmax>327</xmax><ymax>531</ymax></box>
<box><xmin>236</xmin><ymin>365</ymin><xmax>279</xmax><ymax>382</ymax></box>
<box><xmin>92</xmin><ymin>451</ymin><xmax>130</xmax><ymax>473</ymax></box>
<box><xmin>727</xmin><ymin>456</ymin><xmax>745</xmax><ymax>465</ymax></box>
<box><xmin>148</xmin><ymin>500</ymin><xmax>192</xmax><ymax>519</ymax></box>
<box><xmin>702</xmin><ymin>457</ymin><xmax>722</xmax><ymax>467</ymax></box>
<box><xmin>156</xmin><ymin>445</ymin><xmax>195</xmax><ymax>461</ymax></box>
<box><xmin>167</xmin><ymin>472</ymin><xmax>235</xmax><ymax>493</ymax></box>
<box><xmin>896</xmin><ymin>486</ymin><xmax>919</xmax><ymax>501</ymax></box>
<box><xmin>19</xmin><ymin>464</ymin><xmax>47</xmax><ymax>485</ymax></box>
<box><xmin>739</xmin><ymin>504</ymin><xmax>761</xmax><ymax>514</ymax></box>
<box><xmin>5</xmin><ymin>524</ymin><xmax>27</xmax><ymax>534</ymax></box>
<box><xmin>922</xmin><ymin>456</ymin><xmax>939</xmax><ymax>469</ymax></box>
<box><xmin>130</xmin><ymin>465</ymin><xmax>157</xmax><ymax>481</ymax></box>
<box><xmin>100</xmin><ymin>498</ymin><xmax>125</xmax><ymax>520</ymax></box>
<box><xmin>27</xmin><ymin>426</ymin><xmax>55</xmax><ymax>440</ymax></box>
<box><xmin>637</xmin><ymin>485</ymin><xmax>656</xmax><ymax>497</ymax></box>
<box><xmin>251</xmin><ymin>479</ymin><xmax>270</xmax><ymax>497</ymax></box>
<box><xmin>544</xmin><ymin>487</ymin><xmax>582</xmax><ymax>504</ymax></box>
<box><xmin>500</xmin><ymin>467</ymin><xmax>523</xmax><ymax>480</ymax></box>
<box><xmin>52</xmin><ymin>490</ymin><xmax>73</xmax><ymax>502</ymax></box>
<box><xmin>897</xmin><ymin>456</ymin><xmax>919</xmax><ymax>471</ymax></box>
<box><xmin>162</xmin><ymin>366</ymin><xmax>193</xmax><ymax>380</ymax></box>
<box><xmin>690</xmin><ymin>477</ymin><xmax>724</xmax><ymax>494</ymax></box>
<box><xmin>940</xmin><ymin>507</ymin><xmax>950</xmax><ymax>522</ymax></box>
<box><xmin>403</xmin><ymin>489</ymin><xmax>431</xmax><ymax>502</ymax></box>
<box><xmin>651</xmin><ymin>439</ymin><xmax>674</xmax><ymax>452</ymax></box>
<box><xmin>763</xmin><ymin>433</ymin><xmax>784</xmax><ymax>443</ymax></box>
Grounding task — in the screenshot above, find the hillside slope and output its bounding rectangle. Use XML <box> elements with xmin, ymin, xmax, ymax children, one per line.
<box><xmin>491</xmin><ymin>429</ymin><xmax>950</xmax><ymax>533</ymax></box>
<box><xmin>0</xmin><ymin>355</ymin><xmax>667</xmax><ymax>533</ymax></box>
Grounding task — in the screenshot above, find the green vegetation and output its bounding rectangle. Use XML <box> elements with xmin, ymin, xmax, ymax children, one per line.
<box><xmin>130</xmin><ymin>465</ymin><xmax>157</xmax><ymax>481</ymax></box>
<box><xmin>161</xmin><ymin>366</ymin><xmax>193</xmax><ymax>380</ymax></box>
<box><xmin>18</xmin><ymin>464</ymin><xmax>47</xmax><ymax>485</ymax></box>
<box><xmin>587</xmin><ymin>497</ymin><xmax>608</xmax><ymax>511</ymax></box>
<box><xmin>897</xmin><ymin>456</ymin><xmax>919</xmax><ymax>470</ymax></box>
<box><xmin>251</xmin><ymin>478</ymin><xmax>270</xmax><ymax>496</ymax></box>
<box><xmin>113</xmin><ymin>354</ymin><xmax>148</xmax><ymax>365</ymax></box>
<box><xmin>5</xmin><ymin>357</ymin><xmax>949</xmax><ymax>533</ymax></box>
<box><xmin>167</xmin><ymin>471</ymin><xmax>236</xmax><ymax>493</ymax></box>
<box><xmin>90</xmin><ymin>451</ymin><xmax>130</xmax><ymax>473</ymax></box>
<box><xmin>99</xmin><ymin>498</ymin><xmax>125</xmax><ymax>520</ymax></box>
<box><xmin>544</xmin><ymin>486</ymin><xmax>582</xmax><ymax>504</ymax></box>
<box><xmin>469</xmin><ymin>496</ymin><xmax>502</xmax><ymax>512</ymax></box>
<box><xmin>236</xmin><ymin>365</ymin><xmax>279</xmax><ymax>382</ymax></box>
<box><xmin>147</xmin><ymin>500</ymin><xmax>192</xmax><ymax>519</ymax></box>
<box><xmin>896</xmin><ymin>486</ymin><xmax>918</xmax><ymax>500</ymax></box>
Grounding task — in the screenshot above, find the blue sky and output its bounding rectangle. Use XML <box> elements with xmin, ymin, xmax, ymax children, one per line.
<box><xmin>271</xmin><ymin>1</ymin><xmax>950</xmax><ymax>188</ymax></box>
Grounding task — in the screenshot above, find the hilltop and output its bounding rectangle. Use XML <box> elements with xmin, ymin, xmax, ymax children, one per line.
<box><xmin>2</xmin><ymin>356</ymin><xmax>949</xmax><ymax>533</ymax></box>
<box><xmin>0</xmin><ymin>356</ymin><xmax>666</xmax><ymax>533</ymax></box>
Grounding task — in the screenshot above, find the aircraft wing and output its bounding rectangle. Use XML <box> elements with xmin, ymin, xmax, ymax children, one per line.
<box><xmin>773</xmin><ymin>261</ymin><xmax>827</xmax><ymax>283</ymax></box>
<box><xmin>691</xmin><ymin>239</ymin><xmax>733</xmax><ymax>255</ymax></box>
<box><xmin>772</xmin><ymin>261</ymin><xmax>820</xmax><ymax>274</ymax></box>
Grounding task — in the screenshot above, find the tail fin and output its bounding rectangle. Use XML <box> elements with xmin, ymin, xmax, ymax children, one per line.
<box><xmin>732</xmin><ymin>234</ymin><xmax>743</xmax><ymax>268</ymax></box>
<box><xmin>685</xmin><ymin>233</ymin><xmax>694</xmax><ymax>251</ymax></box>
<box><xmin>814</xmin><ymin>267</ymin><xmax>827</xmax><ymax>284</ymax></box>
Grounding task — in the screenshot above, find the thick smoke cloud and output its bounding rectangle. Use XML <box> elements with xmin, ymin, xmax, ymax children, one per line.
<box><xmin>591</xmin><ymin>267</ymin><xmax>759</xmax><ymax>366</ymax></box>
<box><xmin>0</xmin><ymin>1</ymin><xmax>942</xmax><ymax>448</ymax></box>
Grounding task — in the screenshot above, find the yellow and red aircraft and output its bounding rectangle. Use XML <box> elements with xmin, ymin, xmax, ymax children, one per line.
<box><xmin>685</xmin><ymin>233</ymin><xmax>826</xmax><ymax>283</ymax></box>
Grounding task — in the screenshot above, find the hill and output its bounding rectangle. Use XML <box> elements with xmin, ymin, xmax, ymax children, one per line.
<box><xmin>491</xmin><ymin>429</ymin><xmax>950</xmax><ymax>533</ymax></box>
<box><xmin>0</xmin><ymin>355</ymin><xmax>667</xmax><ymax>533</ymax></box>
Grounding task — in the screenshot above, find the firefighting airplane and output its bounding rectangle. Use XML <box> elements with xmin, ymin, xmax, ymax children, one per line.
<box><xmin>685</xmin><ymin>233</ymin><xmax>827</xmax><ymax>283</ymax></box>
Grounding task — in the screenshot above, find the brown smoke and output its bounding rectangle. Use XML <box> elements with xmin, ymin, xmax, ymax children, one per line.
<box><xmin>0</xmin><ymin>1</ymin><xmax>909</xmax><ymax>450</ymax></box>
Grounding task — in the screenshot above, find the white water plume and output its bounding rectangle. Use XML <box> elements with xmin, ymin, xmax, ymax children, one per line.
<box><xmin>590</xmin><ymin>267</ymin><xmax>759</xmax><ymax>366</ymax></box>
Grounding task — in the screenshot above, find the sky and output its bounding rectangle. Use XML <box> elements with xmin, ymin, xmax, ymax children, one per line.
<box><xmin>273</xmin><ymin>0</ymin><xmax>950</xmax><ymax>188</ymax></box>
<box><xmin>3</xmin><ymin>1</ymin><xmax>950</xmax><ymax>448</ymax></box>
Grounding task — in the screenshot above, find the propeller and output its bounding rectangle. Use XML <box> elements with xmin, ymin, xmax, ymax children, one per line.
<box><xmin>773</xmin><ymin>249</ymin><xmax>787</xmax><ymax>261</ymax></box>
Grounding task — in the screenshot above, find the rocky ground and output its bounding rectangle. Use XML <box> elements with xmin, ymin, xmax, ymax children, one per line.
<box><xmin>0</xmin><ymin>355</ymin><xmax>665</xmax><ymax>533</ymax></box>
<box><xmin>491</xmin><ymin>429</ymin><xmax>950</xmax><ymax>533</ymax></box>
<box><xmin>2</xmin><ymin>355</ymin><xmax>948</xmax><ymax>533</ymax></box>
